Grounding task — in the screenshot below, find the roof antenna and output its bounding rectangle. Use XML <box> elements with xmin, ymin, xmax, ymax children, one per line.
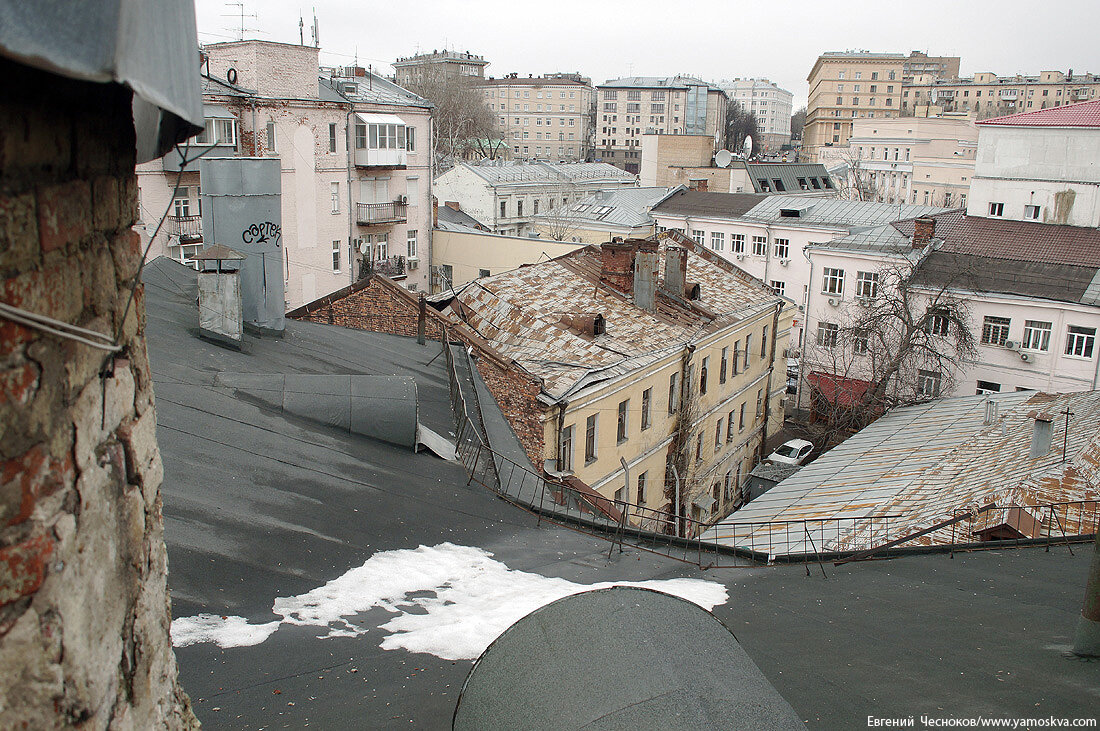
<box><xmin>1061</xmin><ymin>406</ymin><xmax>1075</xmax><ymax>463</ymax></box>
<box><xmin>311</xmin><ymin>8</ymin><xmax>319</xmax><ymax>48</ymax></box>
<box><xmin>298</xmin><ymin>12</ymin><xmax>304</xmax><ymax>45</ymax></box>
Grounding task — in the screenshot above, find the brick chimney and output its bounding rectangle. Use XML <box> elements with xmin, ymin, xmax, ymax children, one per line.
<box><xmin>912</xmin><ymin>216</ymin><xmax>936</xmax><ymax>249</ymax></box>
<box><xmin>663</xmin><ymin>245</ymin><xmax>688</xmax><ymax>298</ymax></box>
<box><xmin>445</xmin><ymin>201</ymin><xmax>462</xmax><ymax>211</ymax></box>
<box><xmin>432</xmin><ymin>197</ymin><xmax>439</xmax><ymax>227</ymax></box>
<box><xmin>599</xmin><ymin>239</ymin><xmax>657</xmax><ymax>296</ymax></box>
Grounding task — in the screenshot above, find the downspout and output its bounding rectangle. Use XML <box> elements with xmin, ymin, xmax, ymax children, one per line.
<box><xmin>346</xmin><ymin>105</ymin><xmax>355</xmax><ymax>285</ymax></box>
<box><xmin>798</xmin><ymin>243</ymin><xmax>816</xmax><ymax>414</ymax></box>
<box><xmin>555</xmin><ymin>398</ymin><xmax>569</xmax><ymax>473</ymax></box>
<box><xmin>757</xmin><ymin>301</ymin><xmax>784</xmax><ymax>464</ymax></box>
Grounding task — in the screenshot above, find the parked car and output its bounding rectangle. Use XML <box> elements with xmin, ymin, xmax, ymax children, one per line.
<box><xmin>766</xmin><ymin>438</ymin><xmax>814</xmax><ymax>466</ymax></box>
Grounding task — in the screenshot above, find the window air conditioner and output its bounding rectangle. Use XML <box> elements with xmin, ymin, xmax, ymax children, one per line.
<box><xmin>1004</xmin><ymin>340</ymin><xmax>1018</xmax><ymax>350</ymax></box>
<box><xmin>827</xmin><ymin>297</ymin><xmax>840</xmax><ymax>307</ymax></box>
<box><xmin>779</xmin><ymin>258</ymin><xmax>790</xmax><ymax>266</ymax></box>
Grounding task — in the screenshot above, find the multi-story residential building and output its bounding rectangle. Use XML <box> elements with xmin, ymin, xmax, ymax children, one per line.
<box><xmin>476</xmin><ymin>73</ymin><xmax>595</xmax><ymax>161</ymax></box>
<box><xmin>800</xmin><ymin>101</ymin><xmax>1100</xmax><ymax>405</ymax></box>
<box><xmin>435</xmin><ymin>235</ymin><xmax>792</xmax><ymax>526</ymax></box>
<box><xmin>720</xmin><ymin>78</ymin><xmax>794</xmax><ymax>150</ymax></box>
<box><xmin>967</xmin><ymin>99</ymin><xmax>1100</xmax><ymax>227</ymax></box>
<box><xmin>904</xmin><ymin>70</ymin><xmax>1100</xmax><ymax>118</ymax></box>
<box><xmin>136</xmin><ymin>40</ymin><xmax>433</xmax><ymax>307</ymax></box>
<box><xmin>650</xmin><ymin>191</ymin><xmax>943</xmax><ymax>346</ymax></box>
<box><xmin>392</xmin><ymin>49</ymin><xmax>488</xmax><ymax>86</ymax></box>
<box><xmin>820</xmin><ymin>115</ymin><xmax>979</xmax><ymax>206</ymax></box>
<box><xmin>433</xmin><ymin>161</ymin><xmax>638</xmax><ymax>237</ymax></box>
<box><xmin>804</xmin><ymin>51</ymin><xmax>960</xmax><ymax>160</ymax></box>
<box><xmin>596</xmin><ymin>76</ymin><xmax>728</xmax><ymax>174</ymax></box>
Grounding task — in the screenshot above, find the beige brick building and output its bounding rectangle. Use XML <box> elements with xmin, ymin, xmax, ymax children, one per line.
<box><xmin>904</xmin><ymin>70</ymin><xmax>1100</xmax><ymax>119</ymax></box>
<box><xmin>596</xmin><ymin>77</ymin><xmax>728</xmax><ymax>175</ymax></box>
<box><xmin>805</xmin><ymin>51</ymin><xmax>960</xmax><ymax>160</ymax></box>
<box><xmin>392</xmin><ymin>49</ymin><xmax>488</xmax><ymax>86</ymax></box>
<box><xmin>476</xmin><ymin>73</ymin><xmax>595</xmax><ymax>161</ymax></box>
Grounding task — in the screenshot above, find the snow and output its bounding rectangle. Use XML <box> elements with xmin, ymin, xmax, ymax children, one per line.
<box><xmin>172</xmin><ymin>542</ymin><xmax>729</xmax><ymax>661</ymax></box>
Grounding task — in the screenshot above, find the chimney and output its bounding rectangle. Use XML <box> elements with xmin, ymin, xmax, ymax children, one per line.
<box><xmin>634</xmin><ymin>248</ymin><xmax>660</xmax><ymax>313</ymax></box>
<box><xmin>663</xmin><ymin>245</ymin><xmax>687</xmax><ymax>298</ymax></box>
<box><xmin>912</xmin><ymin>216</ymin><xmax>935</xmax><ymax>249</ymax></box>
<box><xmin>432</xmin><ymin>197</ymin><xmax>439</xmax><ymax>227</ymax></box>
<box><xmin>1029</xmin><ymin>410</ymin><xmax>1054</xmax><ymax>458</ymax></box>
<box><xmin>599</xmin><ymin>239</ymin><xmax>657</xmax><ymax>299</ymax></box>
<box><xmin>445</xmin><ymin>201</ymin><xmax>462</xmax><ymax>211</ymax></box>
<box><xmin>192</xmin><ymin>245</ymin><xmax>246</xmax><ymax>348</ymax></box>
<box><xmin>688</xmin><ymin>178</ymin><xmax>708</xmax><ymax>192</ymax></box>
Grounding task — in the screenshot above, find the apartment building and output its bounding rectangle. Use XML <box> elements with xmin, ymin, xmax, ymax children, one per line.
<box><xmin>433</xmin><ymin>161</ymin><xmax>638</xmax><ymax>237</ymax></box>
<box><xmin>434</xmin><ymin>236</ymin><xmax>792</xmax><ymax>526</ymax></box>
<box><xmin>650</xmin><ymin>191</ymin><xmax>943</xmax><ymax>346</ymax></box>
<box><xmin>596</xmin><ymin>76</ymin><xmax>728</xmax><ymax>174</ymax></box>
<box><xmin>476</xmin><ymin>73</ymin><xmax>595</xmax><ymax>161</ymax></box>
<box><xmin>720</xmin><ymin>78</ymin><xmax>794</xmax><ymax>150</ymax></box>
<box><xmin>904</xmin><ymin>69</ymin><xmax>1100</xmax><ymax>118</ymax></box>
<box><xmin>392</xmin><ymin>49</ymin><xmax>488</xmax><ymax>86</ymax></box>
<box><xmin>820</xmin><ymin>115</ymin><xmax>979</xmax><ymax>206</ymax></box>
<box><xmin>136</xmin><ymin>40</ymin><xmax>433</xmax><ymax>307</ymax></box>
<box><xmin>804</xmin><ymin>51</ymin><xmax>960</xmax><ymax>160</ymax></box>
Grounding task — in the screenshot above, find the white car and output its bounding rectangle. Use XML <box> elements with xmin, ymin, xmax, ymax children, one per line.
<box><xmin>766</xmin><ymin>439</ymin><xmax>814</xmax><ymax>466</ymax></box>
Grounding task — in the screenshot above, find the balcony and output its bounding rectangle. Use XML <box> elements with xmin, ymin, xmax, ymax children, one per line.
<box><xmin>169</xmin><ymin>214</ymin><xmax>202</xmax><ymax>242</ymax></box>
<box><xmin>1073</xmin><ymin>88</ymin><xmax>1091</xmax><ymax>100</ymax></box>
<box><xmin>356</xmin><ymin>201</ymin><xmax>408</xmax><ymax>226</ymax></box>
<box><xmin>364</xmin><ymin>255</ymin><xmax>406</xmax><ymax>278</ymax></box>
<box><xmin>999</xmin><ymin>89</ymin><xmax>1019</xmax><ymax>100</ymax></box>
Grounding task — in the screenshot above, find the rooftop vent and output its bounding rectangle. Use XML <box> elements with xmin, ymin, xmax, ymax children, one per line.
<box><xmin>191</xmin><ymin>244</ymin><xmax>246</xmax><ymax>348</ymax></box>
<box><xmin>1028</xmin><ymin>410</ymin><xmax>1054</xmax><ymax>458</ymax></box>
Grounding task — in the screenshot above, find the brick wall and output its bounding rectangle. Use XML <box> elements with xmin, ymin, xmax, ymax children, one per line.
<box><xmin>0</xmin><ymin>59</ymin><xmax>195</xmax><ymax>727</ymax></box>
<box><xmin>289</xmin><ymin>276</ymin><xmax>548</xmax><ymax>465</ymax></box>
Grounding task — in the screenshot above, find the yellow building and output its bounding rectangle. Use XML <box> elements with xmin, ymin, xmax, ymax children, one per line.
<box><xmin>805</xmin><ymin>51</ymin><xmax>960</xmax><ymax>161</ymax></box>
<box><xmin>476</xmin><ymin>73</ymin><xmax>595</xmax><ymax>162</ymax></box>
<box><xmin>434</xmin><ymin>235</ymin><xmax>793</xmax><ymax>532</ymax></box>
<box><xmin>904</xmin><ymin>69</ymin><xmax>1100</xmax><ymax>118</ymax></box>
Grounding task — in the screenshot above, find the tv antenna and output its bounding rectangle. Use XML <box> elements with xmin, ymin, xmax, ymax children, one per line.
<box><xmin>223</xmin><ymin>1</ymin><xmax>258</xmax><ymax>41</ymax></box>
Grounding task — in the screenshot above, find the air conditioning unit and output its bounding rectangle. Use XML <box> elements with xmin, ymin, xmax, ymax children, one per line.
<box><xmin>779</xmin><ymin>258</ymin><xmax>790</xmax><ymax>266</ymax></box>
<box><xmin>397</xmin><ymin>195</ymin><xmax>409</xmax><ymax>205</ymax></box>
<box><xmin>827</xmin><ymin>297</ymin><xmax>840</xmax><ymax>307</ymax></box>
<box><xmin>407</xmin><ymin>257</ymin><xmax>419</xmax><ymax>269</ymax></box>
<box><xmin>1020</xmin><ymin>351</ymin><xmax>1031</xmax><ymax>362</ymax></box>
<box><xmin>856</xmin><ymin>296</ymin><xmax>872</xmax><ymax>306</ymax></box>
<box><xmin>735</xmin><ymin>254</ymin><xmax>745</xmax><ymax>261</ymax></box>
<box><xmin>1004</xmin><ymin>340</ymin><xmax>1018</xmax><ymax>350</ymax></box>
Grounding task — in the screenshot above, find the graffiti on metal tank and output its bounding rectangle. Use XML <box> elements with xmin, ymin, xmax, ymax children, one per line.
<box><xmin>242</xmin><ymin>222</ymin><xmax>282</xmax><ymax>247</ymax></box>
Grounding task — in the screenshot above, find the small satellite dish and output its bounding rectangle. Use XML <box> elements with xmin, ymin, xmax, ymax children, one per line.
<box><xmin>358</xmin><ymin>240</ymin><xmax>369</xmax><ymax>255</ymax></box>
<box><xmin>714</xmin><ymin>149</ymin><xmax>732</xmax><ymax>168</ymax></box>
<box><xmin>743</xmin><ymin>135</ymin><xmax>754</xmax><ymax>158</ymax></box>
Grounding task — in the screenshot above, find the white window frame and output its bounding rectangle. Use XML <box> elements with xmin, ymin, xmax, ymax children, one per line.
<box><xmin>1022</xmin><ymin>320</ymin><xmax>1051</xmax><ymax>351</ymax></box>
<box><xmin>822</xmin><ymin>268</ymin><xmax>845</xmax><ymax>295</ymax></box>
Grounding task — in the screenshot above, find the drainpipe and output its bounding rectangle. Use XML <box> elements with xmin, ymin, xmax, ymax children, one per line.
<box><xmin>555</xmin><ymin>398</ymin><xmax>569</xmax><ymax>473</ymax></box>
<box><xmin>798</xmin><ymin>244</ymin><xmax>816</xmax><ymax>415</ymax></box>
<box><xmin>758</xmin><ymin>301</ymin><xmax>784</xmax><ymax>463</ymax></box>
<box><xmin>346</xmin><ymin>105</ymin><xmax>355</xmax><ymax>285</ymax></box>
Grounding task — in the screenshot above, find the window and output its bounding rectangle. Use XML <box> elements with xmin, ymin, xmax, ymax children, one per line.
<box><xmin>1024</xmin><ymin>204</ymin><xmax>1040</xmax><ymax>220</ymax></box>
<box><xmin>330</xmin><ymin>182</ymin><xmax>340</xmax><ymax>213</ymax></box>
<box><xmin>406</xmin><ymin>126</ymin><xmax>415</xmax><ymax>151</ymax></box>
<box><xmin>732</xmin><ymin>340</ymin><xmax>741</xmax><ymax>375</ymax></box>
<box><xmin>988</xmin><ymin>202</ymin><xmax>1004</xmax><ymax>217</ymax></box>
<box><xmin>817</xmin><ymin>322</ymin><xmax>839</xmax><ymax>347</ymax></box>
<box><xmin>479</xmin><ymin>268</ymin><xmax>490</xmax><ymax>278</ymax></box>
<box><xmin>328</xmin><ymin>122</ymin><xmax>337</xmax><ymax>152</ymax></box>
<box><xmin>354</xmin><ymin>123</ymin><xmax>367</xmax><ymax>150</ymax></box>
<box><xmin>373</xmin><ymin>233</ymin><xmax>388</xmax><ymax>261</ymax></box>
<box><xmin>265</xmin><ymin>121</ymin><xmax>277</xmax><ymax>153</ymax></box>
<box><xmin>585</xmin><ymin>414</ymin><xmax>598</xmax><ymax>463</ymax></box>
<box><xmin>172</xmin><ymin>188</ymin><xmax>190</xmax><ymax>218</ymax></box>
<box><xmin>731</xmin><ymin>234</ymin><xmax>745</xmax><ymax>253</ymax></box>
<box><xmin>774</xmin><ymin>238</ymin><xmax>789</xmax><ymax>258</ymax></box>
<box><xmin>738</xmin><ymin>402</ymin><xmax>746</xmax><ymax>430</ymax></box>
<box><xmin>853</xmin><ymin>328</ymin><xmax>869</xmax><ymax>355</ymax></box>
<box><xmin>761</xmin><ymin>326</ymin><xmax>768</xmax><ymax>358</ymax></box>
<box><xmin>1066</xmin><ymin>326</ymin><xmax>1096</xmax><ymax>358</ymax></box>
<box><xmin>769</xmin><ymin>280</ymin><xmax>785</xmax><ymax>296</ymax></box>
<box><xmin>916</xmin><ymin>369</ymin><xmax>942</xmax><ymax>398</ymax></box>
<box><xmin>500</xmin><ymin>201</ymin><xmax>507</xmax><ymax>218</ymax></box>
<box><xmin>720</xmin><ymin>347</ymin><xmax>728</xmax><ymax>384</ymax></box>
<box><xmin>976</xmin><ymin>380</ymin><xmax>1001</xmax><ymax>395</ymax></box>
<box><xmin>407</xmin><ymin>230</ymin><xmax>417</xmax><ymax>259</ymax></box>
<box><xmin>668</xmin><ymin>372</ymin><xmax>678</xmax><ymax>414</ymax></box>
<box><xmin>700</xmin><ymin>356</ymin><xmax>709</xmax><ymax>395</ymax></box>
<box><xmin>711</xmin><ymin>231</ymin><xmax>725</xmax><ymax>251</ymax></box>
<box><xmin>743</xmin><ymin>335</ymin><xmax>752</xmax><ymax>369</ymax></box>
<box><xmin>715</xmin><ymin>419</ymin><xmax>722</xmax><ymax>451</ymax></box>
<box><xmin>751</xmin><ymin>236</ymin><xmax>767</xmax><ymax>256</ymax></box>
<box><xmin>727</xmin><ymin>411</ymin><xmax>736</xmax><ymax>442</ymax></box>
<box><xmin>1022</xmin><ymin>320</ymin><xmax>1051</xmax><ymax>351</ymax></box>
<box><xmin>822</xmin><ymin>268</ymin><xmax>845</xmax><ymax>295</ymax></box>
<box><xmin>533</xmin><ymin>199</ymin><xmax>539</xmax><ymax>215</ymax></box>
<box><xmin>641</xmin><ymin>388</ymin><xmax>652</xmax><ymax>430</ymax></box>
<box><xmin>331</xmin><ymin>240</ymin><xmax>341</xmax><ymax>272</ymax></box>
<box><xmin>855</xmin><ymin>271</ymin><xmax>878</xmax><ymax>299</ymax></box>
<box><xmin>692</xmin><ymin>229</ymin><xmax>705</xmax><ymax>245</ymax></box>
<box><xmin>617</xmin><ymin>400</ymin><xmax>629</xmax><ymax>443</ymax></box>
<box><xmin>981</xmin><ymin>316</ymin><xmax>1011</xmax><ymax>346</ymax></box>
<box><xmin>926</xmin><ymin>308</ymin><xmax>950</xmax><ymax>336</ymax></box>
<box><xmin>559</xmin><ymin>425</ymin><xmax>574</xmax><ymax>472</ymax></box>
<box><xmin>637</xmin><ymin>471</ymin><xmax>647</xmax><ymax>505</ymax></box>
<box><xmin>517</xmin><ymin>200</ymin><xmax>523</xmax><ymax>217</ymax></box>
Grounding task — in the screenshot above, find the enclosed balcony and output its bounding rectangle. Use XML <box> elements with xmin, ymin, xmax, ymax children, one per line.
<box><xmin>356</xmin><ymin>201</ymin><xmax>408</xmax><ymax>225</ymax></box>
<box><xmin>353</xmin><ymin>114</ymin><xmax>409</xmax><ymax>169</ymax></box>
<box><xmin>998</xmin><ymin>89</ymin><xmax>1019</xmax><ymax>100</ymax></box>
<box><xmin>169</xmin><ymin>214</ymin><xmax>203</xmax><ymax>242</ymax></box>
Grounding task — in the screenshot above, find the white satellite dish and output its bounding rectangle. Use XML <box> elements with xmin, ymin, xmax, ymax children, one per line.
<box><xmin>743</xmin><ymin>135</ymin><xmax>754</xmax><ymax>158</ymax></box>
<box><xmin>714</xmin><ymin>149</ymin><xmax>732</xmax><ymax>168</ymax></box>
<box><xmin>358</xmin><ymin>240</ymin><xmax>369</xmax><ymax>255</ymax></box>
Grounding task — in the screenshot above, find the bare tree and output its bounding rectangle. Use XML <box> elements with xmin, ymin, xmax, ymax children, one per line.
<box><xmin>536</xmin><ymin>184</ymin><xmax>586</xmax><ymax>241</ymax></box>
<box><xmin>800</xmin><ymin>259</ymin><xmax>977</xmax><ymax>447</ymax></box>
<box><xmin>404</xmin><ymin>70</ymin><xmax>500</xmax><ymax>164</ymax></box>
<box><xmin>830</xmin><ymin>148</ymin><xmax>882</xmax><ymax>202</ymax></box>
<box><xmin>723</xmin><ymin>100</ymin><xmax>762</xmax><ymax>154</ymax></box>
<box><xmin>790</xmin><ymin>106</ymin><xmax>806</xmax><ymax>142</ymax></box>
<box><xmin>581</xmin><ymin>100</ymin><xmax>597</xmax><ymax>161</ymax></box>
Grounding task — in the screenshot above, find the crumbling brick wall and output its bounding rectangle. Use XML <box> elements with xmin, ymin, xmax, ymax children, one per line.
<box><xmin>290</xmin><ymin>277</ymin><xmax>547</xmax><ymax>465</ymax></box>
<box><xmin>0</xmin><ymin>59</ymin><xmax>196</xmax><ymax>728</ymax></box>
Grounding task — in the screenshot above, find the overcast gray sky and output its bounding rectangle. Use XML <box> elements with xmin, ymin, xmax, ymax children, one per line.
<box><xmin>195</xmin><ymin>0</ymin><xmax>1100</xmax><ymax>108</ymax></box>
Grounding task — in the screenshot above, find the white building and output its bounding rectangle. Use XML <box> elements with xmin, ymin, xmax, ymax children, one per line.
<box><xmin>136</xmin><ymin>40</ymin><xmax>434</xmax><ymax>308</ymax></box>
<box><xmin>966</xmin><ymin>99</ymin><xmax>1100</xmax><ymax>227</ymax></box>
<box><xmin>650</xmin><ymin>191</ymin><xmax>943</xmax><ymax>345</ymax></box>
<box><xmin>433</xmin><ymin>161</ymin><xmax>638</xmax><ymax>237</ymax></box>
<box><xmin>720</xmin><ymin>78</ymin><xmax>794</xmax><ymax>150</ymax></box>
